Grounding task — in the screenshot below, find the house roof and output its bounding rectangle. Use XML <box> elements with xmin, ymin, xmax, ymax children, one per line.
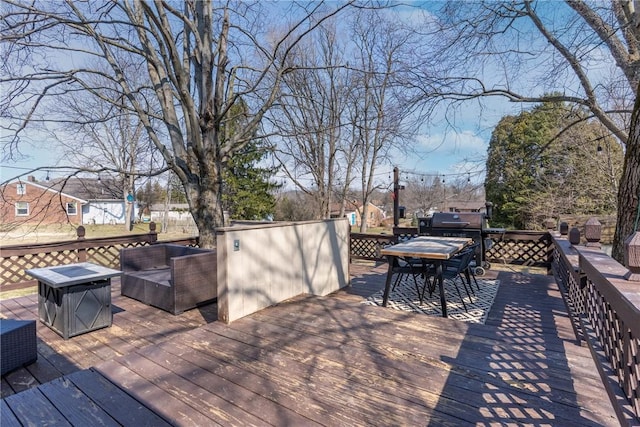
<box><xmin>445</xmin><ymin>199</ymin><xmax>486</xmax><ymax>211</ymax></box>
<box><xmin>7</xmin><ymin>178</ymin><xmax>88</xmax><ymax>203</ymax></box>
<box><xmin>47</xmin><ymin>177</ymin><xmax>121</xmax><ymax>201</ymax></box>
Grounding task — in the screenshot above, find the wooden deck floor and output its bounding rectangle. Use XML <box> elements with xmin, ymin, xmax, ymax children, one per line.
<box><xmin>1</xmin><ymin>263</ymin><xmax>620</xmax><ymax>426</ymax></box>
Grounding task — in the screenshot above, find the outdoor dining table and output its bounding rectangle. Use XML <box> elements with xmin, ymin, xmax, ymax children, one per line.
<box><xmin>380</xmin><ymin>235</ymin><xmax>472</xmax><ymax>317</ymax></box>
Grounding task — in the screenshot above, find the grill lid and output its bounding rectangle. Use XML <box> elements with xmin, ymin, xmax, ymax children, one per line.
<box><xmin>430</xmin><ymin>212</ymin><xmax>484</xmax><ymax>229</ymax></box>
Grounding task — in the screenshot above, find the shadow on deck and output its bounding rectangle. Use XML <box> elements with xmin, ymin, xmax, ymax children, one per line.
<box><xmin>1</xmin><ymin>262</ymin><xmax>619</xmax><ymax>425</ymax></box>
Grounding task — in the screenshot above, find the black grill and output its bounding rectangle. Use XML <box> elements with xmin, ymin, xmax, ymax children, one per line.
<box><xmin>418</xmin><ymin>210</ymin><xmax>504</xmax><ymax>274</ymax></box>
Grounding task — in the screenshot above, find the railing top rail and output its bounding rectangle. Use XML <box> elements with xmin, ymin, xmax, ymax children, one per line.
<box><xmin>350</xmin><ymin>232</ymin><xmax>396</xmax><ymax>240</ymax></box>
<box><xmin>577</xmin><ymin>245</ymin><xmax>640</xmax><ymax>337</ymax></box>
<box><xmin>0</xmin><ymin>233</ymin><xmax>158</xmax><ymax>257</ymax></box>
<box><xmin>550</xmin><ymin>234</ymin><xmax>580</xmax><ymax>271</ymax></box>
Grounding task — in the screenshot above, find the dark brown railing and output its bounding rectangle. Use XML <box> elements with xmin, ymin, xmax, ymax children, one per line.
<box><xmin>350</xmin><ymin>227</ymin><xmax>552</xmax><ymax>269</ymax></box>
<box><xmin>551</xmin><ymin>233</ymin><xmax>640</xmax><ymax>424</ymax></box>
<box><xmin>0</xmin><ymin>224</ymin><xmax>197</xmax><ymax>290</ymax></box>
<box><xmin>349</xmin><ymin>232</ymin><xmax>397</xmax><ymax>262</ymax></box>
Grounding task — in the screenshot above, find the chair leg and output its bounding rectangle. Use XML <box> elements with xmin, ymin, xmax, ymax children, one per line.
<box><xmin>392</xmin><ymin>273</ymin><xmax>403</xmax><ymax>291</ymax></box>
<box><xmin>411</xmin><ymin>273</ymin><xmax>424</xmax><ymax>304</ymax></box>
<box><xmin>463</xmin><ymin>269</ymin><xmax>475</xmax><ymax>296</ymax></box>
<box><xmin>459</xmin><ymin>273</ymin><xmax>474</xmax><ymax>304</ymax></box>
<box><xmin>422</xmin><ymin>275</ymin><xmax>435</xmax><ymax>299</ymax></box>
<box><xmin>469</xmin><ymin>268</ymin><xmax>479</xmax><ymax>291</ymax></box>
<box><xmin>451</xmin><ymin>278</ymin><xmax>468</xmax><ymax>312</ymax></box>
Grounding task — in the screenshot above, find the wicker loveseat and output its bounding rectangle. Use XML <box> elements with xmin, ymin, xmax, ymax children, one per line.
<box><xmin>120</xmin><ymin>244</ymin><xmax>216</xmax><ymax>315</ymax></box>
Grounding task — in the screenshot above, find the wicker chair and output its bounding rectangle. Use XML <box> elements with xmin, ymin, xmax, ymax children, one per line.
<box><xmin>120</xmin><ymin>244</ymin><xmax>216</xmax><ymax>315</ymax></box>
<box><xmin>1</xmin><ymin>319</ymin><xmax>37</xmax><ymax>375</ymax></box>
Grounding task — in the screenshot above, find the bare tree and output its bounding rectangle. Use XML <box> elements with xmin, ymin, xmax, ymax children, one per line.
<box><xmin>268</xmin><ymin>19</ymin><xmax>351</xmax><ymax>219</ymax></box>
<box><xmin>349</xmin><ymin>9</ymin><xmax>422</xmax><ymax>232</ymax></box>
<box><xmin>1</xmin><ymin>1</ymin><xmax>357</xmax><ymax>247</ymax></box>
<box><xmin>52</xmin><ymin>79</ymin><xmax>160</xmax><ymax>231</ymax></box>
<box><xmin>414</xmin><ymin>1</ymin><xmax>640</xmax><ymax>261</ymax></box>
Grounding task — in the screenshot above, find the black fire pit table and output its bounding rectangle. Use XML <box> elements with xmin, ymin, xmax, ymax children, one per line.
<box><xmin>26</xmin><ymin>262</ymin><xmax>121</xmax><ymax>339</ymax></box>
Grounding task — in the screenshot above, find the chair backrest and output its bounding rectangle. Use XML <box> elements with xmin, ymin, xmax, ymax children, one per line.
<box><xmin>449</xmin><ymin>246</ymin><xmax>475</xmax><ymax>274</ymax></box>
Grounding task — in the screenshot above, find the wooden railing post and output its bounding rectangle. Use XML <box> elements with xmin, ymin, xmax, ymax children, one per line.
<box><xmin>559</xmin><ymin>222</ymin><xmax>569</xmax><ymax>236</ymax></box>
<box><xmin>77</xmin><ymin>225</ymin><xmax>87</xmax><ymax>262</ymax></box>
<box><xmin>584</xmin><ymin>217</ymin><xmax>602</xmax><ymax>248</ymax></box>
<box><xmin>149</xmin><ymin>221</ymin><xmax>158</xmax><ymax>244</ymax></box>
<box><xmin>624</xmin><ymin>231</ymin><xmax>640</xmax><ymax>281</ymax></box>
<box><xmin>569</xmin><ymin>227</ymin><xmax>581</xmax><ymax>246</ymax></box>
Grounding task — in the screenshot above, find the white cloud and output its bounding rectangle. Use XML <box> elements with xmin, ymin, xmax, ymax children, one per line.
<box><xmin>417</xmin><ymin>130</ymin><xmax>487</xmax><ymax>156</ymax></box>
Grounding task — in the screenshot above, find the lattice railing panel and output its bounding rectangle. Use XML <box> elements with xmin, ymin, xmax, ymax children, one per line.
<box><xmin>85</xmin><ymin>242</ymin><xmax>151</xmax><ymax>269</ymax></box>
<box><xmin>1</xmin><ymin>250</ymin><xmax>79</xmax><ymax>286</ymax></box>
<box><xmin>486</xmin><ymin>238</ymin><xmax>551</xmax><ymax>267</ymax></box>
<box><xmin>350</xmin><ymin>234</ymin><xmax>396</xmax><ymax>261</ymax></box>
<box><xmin>86</xmin><ymin>245</ymin><xmax>126</xmax><ymax>269</ymax></box>
<box><xmin>585</xmin><ymin>277</ymin><xmax>640</xmax><ymax>419</ymax></box>
<box><xmin>550</xmin><ymin>245</ymin><xmax>585</xmax><ymax>342</ymax></box>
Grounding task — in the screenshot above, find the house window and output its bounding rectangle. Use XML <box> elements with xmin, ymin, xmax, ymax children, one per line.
<box><xmin>16</xmin><ymin>183</ymin><xmax>26</xmax><ymax>195</ymax></box>
<box><xmin>15</xmin><ymin>202</ymin><xmax>29</xmax><ymax>216</ymax></box>
<box><xmin>66</xmin><ymin>203</ymin><xmax>77</xmax><ymax>215</ymax></box>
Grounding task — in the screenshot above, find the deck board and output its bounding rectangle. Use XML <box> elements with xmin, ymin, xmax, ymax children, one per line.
<box><xmin>0</xmin><ymin>263</ymin><xmax>622</xmax><ymax>426</ymax></box>
<box><xmin>37</xmin><ymin>377</ymin><xmax>120</xmax><ymax>426</ymax></box>
<box><xmin>67</xmin><ymin>369</ymin><xmax>172</xmax><ymax>427</ymax></box>
<box><xmin>234</xmin><ymin>298</ymin><xmax>612</xmax><ymax>425</ymax></box>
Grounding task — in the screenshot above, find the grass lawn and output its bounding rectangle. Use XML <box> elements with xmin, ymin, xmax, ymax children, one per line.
<box><xmin>0</xmin><ymin>223</ymin><xmax>193</xmax><ymax>246</ymax></box>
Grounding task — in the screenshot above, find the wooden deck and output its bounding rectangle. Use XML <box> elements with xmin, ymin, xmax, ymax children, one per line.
<box><xmin>1</xmin><ymin>262</ymin><xmax>620</xmax><ymax>426</ymax></box>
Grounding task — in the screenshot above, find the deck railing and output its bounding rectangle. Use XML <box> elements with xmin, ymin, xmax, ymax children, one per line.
<box><xmin>551</xmin><ymin>233</ymin><xmax>640</xmax><ymax>424</ymax></box>
<box><xmin>350</xmin><ymin>227</ymin><xmax>553</xmax><ymax>269</ymax></box>
<box><xmin>0</xmin><ymin>224</ymin><xmax>197</xmax><ymax>290</ymax></box>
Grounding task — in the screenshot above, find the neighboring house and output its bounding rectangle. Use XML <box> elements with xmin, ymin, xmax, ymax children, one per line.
<box><xmin>329</xmin><ymin>202</ymin><xmax>358</xmax><ymax>226</ymax></box>
<box><xmin>330</xmin><ymin>200</ymin><xmax>386</xmax><ymax>228</ymax></box>
<box><xmin>443</xmin><ymin>200</ymin><xmax>486</xmax><ymax>213</ymax></box>
<box><xmin>1</xmin><ymin>176</ymin><xmax>87</xmax><ymax>226</ymax></box>
<box><xmin>0</xmin><ymin>176</ymin><xmax>136</xmax><ymax>226</ymax></box>
<box><xmin>149</xmin><ymin>203</ymin><xmax>192</xmax><ymax>222</ymax></box>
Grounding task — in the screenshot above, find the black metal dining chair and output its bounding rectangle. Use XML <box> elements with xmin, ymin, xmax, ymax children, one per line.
<box><xmin>421</xmin><ymin>247</ymin><xmax>476</xmax><ymax>312</ymax></box>
<box><xmin>390</xmin><ymin>257</ymin><xmax>433</xmax><ymax>304</ymax></box>
<box><xmin>444</xmin><ymin>242</ymin><xmax>481</xmax><ymax>293</ymax></box>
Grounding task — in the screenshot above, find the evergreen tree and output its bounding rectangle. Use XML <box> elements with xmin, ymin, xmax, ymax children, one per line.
<box><xmin>222</xmin><ymin>138</ymin><xmax>280</xmax><ymax>221</ymax></box>
<box><xmin>486</xmin><ymin>101</ymin><xmax>623</xmax><ymax>229</ymax></box>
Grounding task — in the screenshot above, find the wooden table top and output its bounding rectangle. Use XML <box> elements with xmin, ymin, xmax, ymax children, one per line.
<box><xmin>380</xmin><ymin>236</ymin><xmax>472</xmax><ymax>260</ymax></box>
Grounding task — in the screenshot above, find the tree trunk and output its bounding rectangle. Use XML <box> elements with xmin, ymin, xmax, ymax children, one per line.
<box><xmin>359</xmin><ymin>203</ymin><xmax>369</xmax><ymax>233</ymax></box>
<box><xmin>185</xmin><ymin>172</ymin><xmax>224</xmax><ymax>249</ymax></box>
<box><xmin>612</xmin><ymin>83</ymin><xmax>640</xmax><ymax>263</ymax></box>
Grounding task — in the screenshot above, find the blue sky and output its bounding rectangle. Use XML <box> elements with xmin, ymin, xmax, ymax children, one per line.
<box><xmin>0</xmin><ymin>1</ymin><xmax>524</xmax><ymax>186</ymax></box>
<box><xmin>0</xmin><ymin>96</ymin><xmax>518</xmax><ymax>186</ymax></box>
